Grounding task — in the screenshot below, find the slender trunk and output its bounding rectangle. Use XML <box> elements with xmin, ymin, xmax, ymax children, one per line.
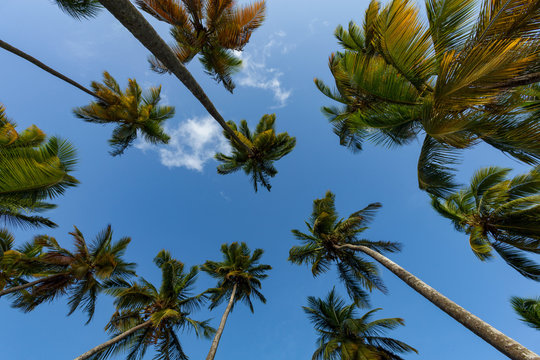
<box><xmin>96</xmin><ymin>0</ymin><xmax>253</xmax><ymax>155</ymax></box>
<box><xmin>0</xmin><ymin>39</ymin><xmax>105</xmax><ymax>101</ymax></box>
<box><xmin>206</xmin><ymin>283</ymin><xmax>237</xmax><ymax>360</ymax></box>
<box><xmin>338</xmin><ymin>244</ymin><xmax>540</xmax><ymax>360</ymax></box>
<box><xmin>74</xmin><ymin>320</ymin><xmax>152</xmax><ymax>360</ymax></box>
<box><xmin>0</xmin><ymin>274</ymin><xmax>63</xmax><ymax>297</ymax></box>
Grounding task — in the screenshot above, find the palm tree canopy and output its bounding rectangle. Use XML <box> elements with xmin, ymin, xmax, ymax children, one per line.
<box><xmin>511</xmin><ymin>296</ymin><xmax>540</xmax><ymax>330</ymax></box>
<box><xmin>53</xmin><ymin>0</ymin><xmax>102</xmax><ymax>19</ymax></box>
<box><xmin>91</xmin><ymin>250</ymin><xmax>214</xmax><ymax>360</ymax></box>
<box><xmin>316</xmin><ymin>0</ymin><xmax>540</xmax><ymax>196</ymax></box>
<box><xmin>136</xmin><ymin>0</ymin><xmax>266</xmax><ymax>92</ymax></box>
<box><xmin>11</xmin><ymin>225</ymin><xmax>136</xmax><ymax>323</ymax></box>
<box><xmin>215</xmin><ymin>114</ymin><xmax>296</xmax><ymax>192</ymax></box>
<box><xmin>304</xmin><ymin>288</ymin><xmax>417</xmax><ymax>360</ymax></box>
<box><xmin>431</xmin><ymin>166</ymin><xmax>540</xmax><ymax>280</ymax></box>
<box><xmin>0</xmin><ymin>104</ymin><xmax>78</xmax><ymax>228</ymax></box>
<box><xmin>73</xmin><ymin>71</ymin><xmax>174</xmax><ymax>156</ymax></box>
<box><xmin>201</xmin><ymin>242</ymin><xmax>271</xmax><ymax>312</ymax></box>
<box><xmin>0</xmin><ymin>228</ymin><xmax>44</xmax><ymax>291</ymax></box>
<box><xmin>288</xmin><ymin>191</ymin><xmax>401</xmax><ymax>305</ymax></box>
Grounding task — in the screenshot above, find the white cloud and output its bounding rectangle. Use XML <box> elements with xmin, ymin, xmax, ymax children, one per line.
<box><xmin>235</xmin><ymin>32</ymin><xmax>293</xmax><ymax>108</ymax></box>
<box><xmin>136</xmin><ymin>116</ymin><xmax>230</xmax><ymax>172</ymax></box>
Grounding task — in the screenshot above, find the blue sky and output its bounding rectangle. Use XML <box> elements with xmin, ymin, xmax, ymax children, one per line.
<box><xmin>0</xmin><ymin>0</ymin><xmax>538</xmax><ymax>359</ymax></box>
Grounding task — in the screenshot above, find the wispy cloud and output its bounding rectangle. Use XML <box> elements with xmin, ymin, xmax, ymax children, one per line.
<box><xmin>136</xmin><ymin>116</ymin><xmax>230</xmax><ymax>172</ymax></box>
<box><xmin>235</xmin><ymin>32</ymin><xmax>293</xmax><ymax>108</ymax></box>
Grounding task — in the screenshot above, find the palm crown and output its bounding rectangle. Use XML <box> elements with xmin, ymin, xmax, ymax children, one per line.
<box><xmin>215</xmin><ymin>114</ymin><xmax>296</xmax><ymax>192</ymax></box>
<box><xmin>137</xmin><ymin>0</ymin><xmax>266</xmax><ymax>92</ymax></box>
<box><xmin>92</xmin><ymin>250</ymin><xmax>213</xmax><ymax>360</ymax></box>
<box><xmin>74</xmin><ymin>71</ymin><xmax>174</xmax><ymax>156</ymax></box>
<box><xmin>431</xmin><ymin>166</ymin><xmax>540</xmax><ymax>280</ymax></box>
<box><xmin>511</xmin><ymin>296</ymin><xmax>540</xmax><ymax>330</ymax></box>
<box><xmin>304</xmin><ymin>288</ymin><xmax>417</xmax><ymax>360</ymax></box>
<box><xmin>0</xmin><ymin>105</ymin><xmax>78</xmax><ymax>228</ymax></box>
<box><xmin>201</xmin><ymin>242</ymin><xmax>271</xmax><ymax>312</ymax></box>
<box><xmin>288</xmin><ymin>191</ymin><xmax>401</xmax><ymax>305</ymax></box>
<box><xmin>11</xmin><ymin>225</ymin><xmax>136</xmax><ymax>322</ymax></box>
<box><xmin>316</xmin><ymin>0</ymin><xmax>540</xmax><ymax>196</ymax></box>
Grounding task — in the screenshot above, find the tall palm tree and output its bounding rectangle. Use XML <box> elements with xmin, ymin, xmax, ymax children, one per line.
<box><xmin>0</xmin><ymin>105</ymin><xmax>78</xmax><ymax>228</ymax></box>
<box><xmin>431</xmin><ymin>166</ymin><xmax>540</xmax><ymax>280</ymax></box>
<box><xmin>136</xmin><ymin>0</ymin><xmax>266</xmax><ymax>92</ymax></box>
<box><xmin>289</xmin><ymin>191</ymin><xmax>539</xmax><ymax>360</ymax></box>
<box><xmin>75</xmin><ymin>250</ymin><xmax>213</xmax><ymax>360</ymax></box>
<box><xmin>304</xmin><ymin>288</ymin><xmax>417</xmax><ymax>360</ymax></box>
<box><xmin>0</xmin><ymin>42</ymin><xmax>174</xmax><ymax>155</ymax></box>
<box><xmin>2</xmin><ymin>225</ymin><xmax>136</xmax><ymax>324</ymax></box>
<box><xmin>511</xmin><ymin>297</ymin><xmax>540</xmax><ymax>330</ymax></box>
<box><xmin>201</xmin><ymin>242</ymin><xmax>271</xmax><ymax>360</ymax></box>
<box><xmin>288</xmin><ymin>191</ymin><xmax>399</xmax><ymax>305</ymax></box>
<box><xmin>74</xmin><ymin>71</ymin><xmax>175</xmax><ymax>156</ymax></box>
<box><xmin>215</xmin><ymin>114</ymin><xmax>296</xmax><ymax>192</ymax></box>
<box><xmin>316</xmin><ymin>0</ymin><xmax>540</xmax><ymax>196</ymax></box>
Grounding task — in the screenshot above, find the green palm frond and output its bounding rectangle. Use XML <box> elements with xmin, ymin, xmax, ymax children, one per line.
<box><xmin>304</xmin><ymin>289</ymin><xmax>416</xmax><ymax>360</ymax></box>
<box><xmin>215</xmin><ymin>114</ymin><xmax>296</xmax><ymax>192</ymax></box>
<box><xmin>74</xmin><ymin>71</ymin><xmax>174</xmax><ymax>156</ymax></box>
<box><xmin>289</xmin><ymin>191</ymin><xmax>401</xmax><ymax>304</ymax></box>
<box><xmin>53</xmin><ymin>0</ymin><xmax>102</xmax><ymax>19</ymax></box>
<box><xmin>317</xmin><ymin>0</ymin><xmax>540</xmax><ymax>196</ymax></box>
<box><xmin>432</xmin><ymin>165</ymin><xmax>540</xmax><ymax>279</ymax></box>
<box><xmin>511</xmin><ymin>296</ymin><xmax>540</xmax><ymax>330</ymax></box>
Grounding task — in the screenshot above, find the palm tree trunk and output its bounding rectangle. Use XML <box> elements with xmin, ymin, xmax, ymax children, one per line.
<box><xmin>0</xmin><ymin>274</ymin><xmax>63</xmax><ymax>297</ymax></box>
<box><xmin>206</xmin><ymin>283</ymin><xmax>237</xmax><ymax>360</ymax></box>
<box><xmin>0</xmin><ymin>39</ymin><xmax>104</xmax><ymax>101</ymax></box>
<box><xmin>74</xmin><ymin>320</ymin><xmax>152</xmax><ymax>360</ymax></box>
<box><xmin>96</xmin><ymin>0</ymin><xmax>253</xmax><ymax>155</ymax></box>
<box><xmin>338</xmin><ymin>244</ymin><xmax>540</xmax><ymax>360</ymax></box>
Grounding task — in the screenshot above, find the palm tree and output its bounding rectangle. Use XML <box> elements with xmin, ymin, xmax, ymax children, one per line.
<box><xmin>0</xmin><ymin>228</ymin><xmax>44</xmax><ymax>292</ymax></box>
<box><xmin>304</xmin><ymin>288</ymin><xmax>417</xmax><ymax>360</ymax></box>
<box><xmin>215</xmin><ymin>114</ymin><xmax>296</xmax><ymax>191</ymax></box>
<box><xmin>511</xmin><ymin>297</ymin><xmax>540</xmax><ymax>330</ymax></box>
<box><xmin>74</xmin><ymin>71</ymin><xmax>174</xmax><ymax>156</ymax></box>
<box><xmin>289</xmin><ymin>191</ymin><xmax>539</xmax><ymax>360</ymax></box>
<box><xmin>316</xmin><ymin>0</ymin><xmax>540</xmax><ymax>196</ymax></box>
<box><xmin>0</xmin><ymin>105</ymin><xmax>78</xmax><ymax>228</ymax></box>
<box><xmin>288</xmin><ymin>191</ymin><xmax>399</xmax><ymax>305</ymax></box>
<box><xmin>136</xmin><ymin>0</ymin><xmax>266</xmax><ymax>92</ymax></box>
<box><xmin>2</xmin><ymin>225</ymin><xmax>136</xmax><ymax>324</ymax></box>
<box><xmin>95</xmin><ymin>0</ymin><xmax>253</xmax><ymax>156</ymax></box>
<box><xmin>0</xmin><ymin>42</ymin><xmax>174</xmax><ymax>155</ymax></box>
<box><xmin>201</xmin><ymin>242</ymin><xmax>271</xmax><ymax>360</ymax></box>
<box><xmin>75</xmin><ymin>250</ymin><xmax>213</xmax><ymax>360</ymax></box>
<box><xmin>431</xmin><ymin>166</ymin><xmax>540</xmax><ymax>280</ymax></box>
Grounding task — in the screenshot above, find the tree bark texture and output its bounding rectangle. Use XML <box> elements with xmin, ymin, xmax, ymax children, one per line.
<box><xmin>206</xmin><ymin>283</ymin><xmax>237</xmax><ymax>360</ymax></box>
<box><xmin>339</xmin><ymin>244</ymin><xmax>540</xmax><ymax>360</ymax></box>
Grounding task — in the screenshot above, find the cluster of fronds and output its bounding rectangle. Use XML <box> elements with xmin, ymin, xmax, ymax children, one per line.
<box><xmin>289</xmin><ymin>191</ymin><xmax>401</xmax><ymax>305</ymax></box>
<box><xmin>432</xmin><ymin>166</ymin><xmax>540</xmax><ymax>280</ymax></box>
<box><xmin>53</xmin><ymin>0</ymin><xmax>102</xmax><ymax>19</ymax></box>
<box><xmin>137</xmin><ymin>0</ymin><xmax>266</xmax><ymax>92</ymax></box>
<box><xmin>74</xmin><ymin>72</ymin><xmax>174</xmax><ymax>156</ymax></box>
<box><xmin>304</xmin><ymin>288</ymin><xmax>417</xmax><ymax>360</ymax></box>
<box><xmin>215</xmin><ymin>114</ymin><xmax>296</xmax><ymax>192</ymax></box>
<box><xmin>511</xmin><ymin>296</ymin><xmax>540</xmax><ymax>330</ymax></box>
<box><xmin>317</xmin><ymin>0</ymin><xmax>540</xmax><ymax>196</ymax></box>
<box><xmin>5</xmin><ymin>225</ymin><xmax>136</xmax><ymax>323</ymax></box>
<box><xmin>0</xmin><ymin>105</ymin><xmax>78</xmax><ymax>228</ymax></box>
<box><xmin>201</xmin><ymin>242</ymin><xmax>271</xmax><ymax>312</ymax></box>
<box><xmin>90</xmin><ymin>250</ymin><xmax>214</xmax><ymax>360</ymax></box>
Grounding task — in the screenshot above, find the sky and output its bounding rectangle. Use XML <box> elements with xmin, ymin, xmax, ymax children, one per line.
<box><xmin>0</xmin><ymin>0</ymin><xmax>538</xmax><ymax>359</ymax></box>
